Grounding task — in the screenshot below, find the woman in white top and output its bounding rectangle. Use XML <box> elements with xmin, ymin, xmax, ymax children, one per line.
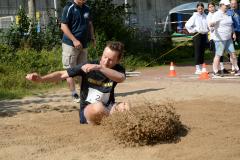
<box><xmin>185</xmin><ymin>2</ymin><xmax>209</xmax><ymax>74</ymax></box>
<box><xmin>206</xmin><ymin>1</ymin><xmax>229</xmax><ymax>74</ymax></box>
<box><xmin>210</xmin><ymin>0</ymin><xmax>240</xmax><ymax>77</ymax></box>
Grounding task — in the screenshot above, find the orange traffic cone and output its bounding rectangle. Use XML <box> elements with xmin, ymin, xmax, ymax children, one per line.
<box><xmin>198</xmin><ymin>63</ymin><xmax>211</xmax><ymax>79</ymax></box>
<box><xmin>167</xmin><ymin>62</ymin><xmax>179</xmax><ymax>76</ymax></box>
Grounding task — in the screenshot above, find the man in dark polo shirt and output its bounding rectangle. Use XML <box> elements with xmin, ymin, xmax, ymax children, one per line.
<box><xmin>61</xmin><ymin>0</ymin><xmax>96</xmax><ymax>103</ymax></box>
<box><xmin>26</xmin><ymin>41</ymin><xmax>131</xmax><ymax>125</ymax></box>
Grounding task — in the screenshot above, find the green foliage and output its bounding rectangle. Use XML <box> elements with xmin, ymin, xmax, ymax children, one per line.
<box><xmin>0</xmin><ymin>43</ymin><xmax>14</xmax><ymax>62</ymax></box>
<box><xmin>0</xmin><ymin>0</ymin><xmax>197</xmax><ymax>100</ymax></box>
<box><xmin>0</xmin><ymin>0</ymin><xmax>68</xmax><ymax>50</ymax></box>
<box><xmin>0</xmin><ymin>44</ymin><xmax>64</xmax><ymax>99</ymax></box>
<box><xmin>86</xmin><ymin>0</ymin><xmax>135</xmax><ymax>49</ymax></box>
<box><xmin>16</xmin><ymin>5</ymin><xmax>30</xmax><ymax>37</ymax></box>
<box><xmin>0</xmin><ymin>5</ymin><xmax>29</xmax><ymax>48</ymax></box>
<box><xmin>120</xmin><ymin>54</ymin><xmax>147</xmax><ymax>71</ymax></box>
<box><xmin>60</xmin><ymin>0</ymin><xmax>69</xmax><ymax>9</ymax></box>
<box><xmin>87</xmin><ymin>31</ymin><xmax>112</xmax><ymax>60</ymax></box>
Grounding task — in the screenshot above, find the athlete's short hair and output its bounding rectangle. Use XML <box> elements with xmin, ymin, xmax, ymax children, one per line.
<box><xmin>105</xmin><ymin>41</ymin><xmax>124</xmax><ymax>60</ymax></box>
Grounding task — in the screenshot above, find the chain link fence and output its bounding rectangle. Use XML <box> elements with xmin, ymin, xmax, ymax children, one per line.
<box><xmin>0</xmin><ymin>7</ymin><xmax>59</xmax><ymax>32</ymax></box>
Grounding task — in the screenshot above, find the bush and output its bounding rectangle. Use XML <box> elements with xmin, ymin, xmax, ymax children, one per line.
<box><xmin>0</xmin><ymin>43</ymin><xmax>64</xmax><ymax>98</ymax></box>
<box><xmin>86</xmin><ymin>0</ymin><xmax>135</xmax><ymax>51</ymax></box>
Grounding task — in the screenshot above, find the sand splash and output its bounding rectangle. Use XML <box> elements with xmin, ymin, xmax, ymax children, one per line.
<box><xmin>101</xmin><ymin>102</ymin><xmax>185</xmax><ymax>146</ymax></box>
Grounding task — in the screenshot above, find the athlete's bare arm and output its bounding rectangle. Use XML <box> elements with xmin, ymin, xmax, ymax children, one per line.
<box><xmin>26</xmin><ymin>71</ymin><xmax>70</xmax><ymax>83</ymax></box>
<box><xmin>81</xmin><ymin>64</ymin><xmax>125</xmax><ymax>83</ymax></box>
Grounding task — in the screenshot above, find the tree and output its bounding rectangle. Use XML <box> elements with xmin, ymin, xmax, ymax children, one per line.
<box><xmin>86</xmin><ymin>0</ymin><xmax>135</xmax><ymax>49</ymax></box>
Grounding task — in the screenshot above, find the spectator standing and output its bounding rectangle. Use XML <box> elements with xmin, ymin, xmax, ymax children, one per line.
<box><xmin>61</xmin><ymin>0</ymin><xmax>96</xmax><ymax>103</ymax></box>
<box><xmin>185</xmin><ymin>3</ymin><xmax>209</xmax><ymax>74</ymax></box>
<box><xmin>207</xmin><ymin>2</ymin><xmax>229</xmax><ymax>74</ymax></box>
<box><xmin>210</xmin><ymin>0</ymin><xmax>240</xmax><ymax>77</ymax></box>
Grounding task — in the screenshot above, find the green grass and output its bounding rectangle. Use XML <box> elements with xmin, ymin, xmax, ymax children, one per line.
<box><xmin>0</xmin><ymin>44</ymin><xmax>67</xmax><ymax>100</ymax></box>
<box><xmin>0</xmin><ymin>79</ymin><xmax>69</xmax><ymax>100</ymax></box>
<box><xmin>0</xmin><ymin>82</ymin><xmax>68</xmax><ymax>100</ymax></box>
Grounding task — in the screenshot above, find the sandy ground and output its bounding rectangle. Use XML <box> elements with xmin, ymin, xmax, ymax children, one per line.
<box><xmin>1</xmin><ymin>62</ymin><xmax>240</xmax><ymax>160</ymax></box>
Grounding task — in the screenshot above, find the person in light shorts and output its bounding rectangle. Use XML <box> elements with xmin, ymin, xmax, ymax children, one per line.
<box><xmin>214</xmin><ymin>39</ymin><xmax>235</xmax><ymax>56</ymax></box>
<box><xmin>62</xmin><ymin>43</ymin><xmax>88</xmax><ymax>69</ymax></box>
<box><xmin>210</xmin><ymin>0</ymin><xmax>240</xmax><ymax>77</ymax></box>
<box><xmin>207</xmin><ymin>2</ymin><xmax>229</xmax><ymax>74</ymax></box>
<box><xmin>61</xmin><ymin>0</ymin><xmax>96</xmax><ymax>103</ymax></box>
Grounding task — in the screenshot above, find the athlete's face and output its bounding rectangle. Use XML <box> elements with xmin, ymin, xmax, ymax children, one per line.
<box><xmin>100</xmin><ymin>47</ymin><xmax>121</xmax><ymax>69</ymax></box>
<box><xmin>74</xmin><ymin>0</ymin><xmax>86</xmax><ymax>6</ymax></box>
<box><xmin>197</xmin><ymin>6</ymin><xmax>204</xmax><ymax>15</ymax></box>
<box><xmin>230</xmin><ymin>0</ymin><xmax>237</xmax><ymax>10</ymax></box>
<box><xmin>208</xmin><ymin>5</ymin><xmax>216</xmax><ymax>13</ymax></box>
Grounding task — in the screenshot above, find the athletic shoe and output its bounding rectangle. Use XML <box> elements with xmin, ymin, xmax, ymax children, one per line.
<box><xmin>213</xmin><ymin>71</ymin><xmax>224</xmax><ymax>77</ymax></box>
<box><xmin>195</xmin><ymin>70</ymin><xmax>202</xmax><ymax>74</ymax></box>
<box><xmin>72</xmin><ymin>94</ymin><xmax>80</xmax><ymax>103</ymax></box>
<box><xmin>235</xmin><ymin>70</ymin><xmax>240</xmax><ymax>76</ymax></box>
<box><xmin>231</xmin><ymin>70</ymin><xmax>235</xmax><ymax>74</ymax></box>
<box><xmin>221</xmin><ymin>69</ymin><xmax>229</xmax><ymax>74</ymax></box>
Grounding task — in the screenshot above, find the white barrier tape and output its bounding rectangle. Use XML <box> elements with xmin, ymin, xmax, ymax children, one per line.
<box><xmin>202</xmin><ymin>68</ymin><xmax>207</xmax><ymax>72</ymax></box>
<box><xmin>155</xmin><ymin>21</ymin><xmax>187</xmax><ymax>25</ymax></box>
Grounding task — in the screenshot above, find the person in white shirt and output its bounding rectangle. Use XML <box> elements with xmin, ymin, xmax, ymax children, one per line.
<box><xmin>210</xmin><ymin>0</ymin><xmax>240</xmax><ymax>77</ymax></box>
<box><xmin>207</xmin><ymin>2</ymin><xmax>229</xmax><ymax>74</ymax></box>
<box><xmin>185</xmin><ymin>2</ymin><xmax>209</xmax><ymax>74</ymax></box>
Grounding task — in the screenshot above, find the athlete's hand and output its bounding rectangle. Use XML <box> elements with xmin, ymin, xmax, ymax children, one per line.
<box><xmin>73</xmin><ymin>40</ymin><xmax>82</xmax><ymax>49</ymax></box>
<box><xmin>81</xmin><ymin>64</ymin><xmax>101</xmax><ymax>73</ymax></box>
<box><xmin>26</xmin><ymin>73</ymin><xmax>42</xmax><ymax>82</ymax></box>
<box><xmin>233</xmin><ymin>33</ymin><xmax>236</xmax><ymax>41</ymax></box>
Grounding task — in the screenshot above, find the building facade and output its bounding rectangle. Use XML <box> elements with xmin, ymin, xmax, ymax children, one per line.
<box><xmin>0</xmin><ymin>0</ymin><xmax>207</xmax><ymax>32</ymax></box>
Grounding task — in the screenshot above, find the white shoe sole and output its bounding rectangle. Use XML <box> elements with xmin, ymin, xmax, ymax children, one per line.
<box><xmin>213</xmin><ymin>75</ymin><xmax>224</xmax><ymax>77</ymax></box>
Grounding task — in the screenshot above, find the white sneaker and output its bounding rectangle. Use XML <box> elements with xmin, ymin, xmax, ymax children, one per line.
<box><xmin>72</xmin><ymin>94</ymin><xmax>80</xmax><ymax>103</ymax></box>
<box><xmin>195</xmin><ymin>70</ymin><xmax>202</xmax><ymax>74</ymax></box>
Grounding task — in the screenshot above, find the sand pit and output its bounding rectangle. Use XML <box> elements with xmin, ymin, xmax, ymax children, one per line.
<box><xmin>101</xmin><ymin>103</ymin><xmax>185</xmax><ymax>147</ymax></box>
<box><xmin>1</xmin><ymin>77</ymin><xmax>240</xmax><ymax>159</ymax></box>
